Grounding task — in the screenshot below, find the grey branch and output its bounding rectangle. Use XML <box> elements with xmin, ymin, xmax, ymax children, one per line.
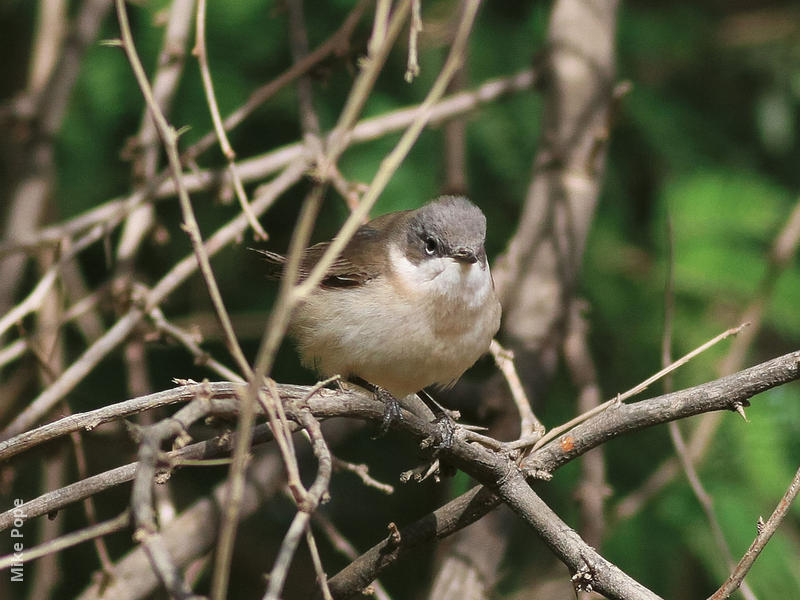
<box><xmin>2</xmin><ymin>350</ymin><xmax>797</xmax><ymax>598</ymax></box>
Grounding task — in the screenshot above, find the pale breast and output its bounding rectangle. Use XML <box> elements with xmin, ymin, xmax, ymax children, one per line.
<box><xmin>290</xmin><ymin>250</ymin><xmax>501</xmax><ymax>398</ymax></box>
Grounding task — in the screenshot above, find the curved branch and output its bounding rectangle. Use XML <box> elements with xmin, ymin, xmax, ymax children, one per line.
<box><xmin>2</xmin><ymin>350</ymin><xmax>797</xmax><ymax>598</ymax></box>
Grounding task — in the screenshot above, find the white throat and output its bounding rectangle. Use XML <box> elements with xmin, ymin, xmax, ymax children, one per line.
<box><xmin>389</xmin><ymin>244</ymin><xmax>493</xmax><ymax>309</ymax></box>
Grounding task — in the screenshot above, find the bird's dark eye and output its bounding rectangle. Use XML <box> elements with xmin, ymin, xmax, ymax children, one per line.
<box><xmin>424</xmin><ymin>237</ymin><xmax>437</xmax><ymax>255</ymax></box>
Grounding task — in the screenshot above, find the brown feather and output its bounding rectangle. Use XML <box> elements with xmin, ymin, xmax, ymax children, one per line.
<box><xmin>253</xmin><ymin>210</ymin><xmax>412</xmax><ymax>289</ymax></box>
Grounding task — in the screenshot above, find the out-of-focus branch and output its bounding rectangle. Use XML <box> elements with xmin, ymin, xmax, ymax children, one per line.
<box><xmin>27</xmin><ymin>0</ymin><xmax>68</xmax><ymax>94</ymax></box>
<box><xmin>194</xmin><ymin>0</ymin><xmax>267</xmax><ymax>240</ymax></box>
<box><xmin>0</xmin><ymin>0</ymin><xmax>112</xmax><ymax>316</ymax></box>
<box><xmin>563</xmin><ymin>300</ymin><xmax>609</xmax><ymax>553</ymax></box>
<box><xmin>0</xmin><ymin>68</ymin><xmax>537</xmax><ymax>258</ymax></box>
<box><xmin>660</xmin><ymin>219</ymin><xmax>757</xmax><ymax>600</ymax></box>
<box><xmin>493</xmin><ymin>0</ymin><xmax>621</xmax><ymax>391</ymax></box>
<box><xmin>115</xmin><ymin>0</ymin><xmax>253</xmax><ymax>383</ymax></box>
<box><xmin>0</xmin><ymin>159</ymin><xmax>307</xmax><ymax>440</ymax></box>
<box><xmin>0</xmin><ymin>511</ymin><xmax>131</xmax><ymax>572</ymax></box>
<box><xmin>287</xmin><ymin>0</ymin><xmax>322</xmax><ymax>138</ymax></box>
<box><xmin>117</xmin><ymin>0</ymin><xmax>195</xmax><ymax>265</ymax></box>
<box><xmin>75</xmin><ymin>420</ymin><xmax>360</xmax><ymax>600</ymax></box>
<box><xmin>210</xmin><ymin>2</ymin><xmax>415</xmax><ymax>596</ymax></box>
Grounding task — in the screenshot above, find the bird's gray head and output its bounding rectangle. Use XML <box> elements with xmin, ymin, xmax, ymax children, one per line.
<box><xmin>405</xmin><ymin>196</ymin><xmax>487</xmax><ymax>265</ymax></box>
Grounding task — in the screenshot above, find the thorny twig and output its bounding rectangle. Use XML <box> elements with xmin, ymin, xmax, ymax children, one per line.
<box><xmin>709</xmin><ymin>465</ymin><xmax>800</xmax><ymax>600</ymax></box>
<box><xmin>531</xmin><ymin>323</ymin><xmax>750</xmax><ymax>452</ymax></box>
<box><xmin>614</xmin><ymin>196</ymin><xmax>800</xmax><ymax>521</ymax></box>
<box><xmin>660</xmin><ymin>217</ymin><xmax>757</xmax><ymax>600</ymax></box>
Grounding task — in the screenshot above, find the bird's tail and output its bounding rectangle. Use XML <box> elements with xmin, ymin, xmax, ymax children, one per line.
<box><xmin>249</xmin><ymin>248</ymin><xmax>286</xmax><ymax>279</ymax></box>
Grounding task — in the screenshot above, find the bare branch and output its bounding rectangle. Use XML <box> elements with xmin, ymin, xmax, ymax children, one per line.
<box><xmin>263</xmin><ymin>410</ymin><xmax>332</xmax><ymax>600</ymax></box>
<box><xmin>0</xmin><ymin>511</ymin><xmax>130</xmax><ymax>572</ymax></box>
<box><xmin>563</xmin><ymin>300</ymin><xmax>609</xmax><ymax>553</ymax></box>
<box><xmin>661</xmin><ymin>217</ymin><xmax>757</xmax><ymax>600</ymax></box>
<box><xmin>0</xmin><ymin>159</ymin><xmax>306</xmax><ymax>440</ymax></box>
<box><xmin>489</xmin><ymin>339</ymin><xmax>544</xmax><ymax>443</ymax></box>
<box><xmin>211</xmin><ymin>3</ymin><xmax>416</xmax><ymax>594</ymax></box>
<box><xmin>523</xmin><ymin>350</ymin><xmax>800</xmax><ymax>476</ymax></box>
<box><xmin>115</xmin><ymin>0</ymin><xmax>253</xmax><ymax>382</ymax></box>
<box><xmin>532</xmin><ymin>323</ymin><xmax>749</xmax><ymax>453</ymax></box>
<box><xmin>0</xmin><ymin>68</ymin><xmax>536</xmax><ymax>259</ymax></box>
<box><xmin>193</xmin><ymin>0</ymin><xmax>267</xmax><ymax>240</ymax></box>
<box><xmin>2</xmin><ymin>347</ymin><xmax>795</xmax><ymax>598</ymax></box>
<box><xmin>709</xmin><ymin>465</ymin><xmax>800</xmax><ymax>600</ymax></box>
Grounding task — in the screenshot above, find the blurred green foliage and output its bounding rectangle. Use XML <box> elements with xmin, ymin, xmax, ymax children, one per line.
<box><xmin>1</xmin><ymin>0</ymin><xmax>799</xmax><ymax>598</ymax></box>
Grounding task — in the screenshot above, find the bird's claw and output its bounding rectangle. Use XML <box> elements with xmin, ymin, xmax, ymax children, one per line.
<box><xmin>374</xmin><ymin>388</ymin><xmax>404</xmax><ymax>438</ymax></box>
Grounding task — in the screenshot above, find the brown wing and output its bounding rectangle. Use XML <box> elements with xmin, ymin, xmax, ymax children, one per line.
<box><xmin>298</xmin><ymin>239</ymin><xmax>376</xmax><ymax>288</ymax></box>
<box><xmin>254</xmin><ymin>211</ymin><xmax>408</xmax><ymax>289</ymax></box>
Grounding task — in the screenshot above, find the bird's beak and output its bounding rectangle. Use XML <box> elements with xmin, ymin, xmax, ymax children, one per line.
<box><xmin>452</xmin><ymin>248</ymin><xmax>478</xmax><ymax>264</ymax></box>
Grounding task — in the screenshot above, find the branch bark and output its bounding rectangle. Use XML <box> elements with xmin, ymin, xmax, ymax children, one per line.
<box><xmin>3</xmin><ymin>350</ymin><xmax>795</xmax><ymax>598</ymax></box>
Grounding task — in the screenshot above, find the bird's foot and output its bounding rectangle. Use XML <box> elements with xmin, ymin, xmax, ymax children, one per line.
<box><xmin>418</xmin><ymin>390</ymin><xmax>459</xmax><ymax>451</ymax></box>
<box><xmin>350</xmin><ymin>378</ymin><xmax>404</xmax><ymax>438</ymax></box>
<box><xmin>374</xmin><ymin>387</ymin><xmax>403</xmax><ymax>438</ymax></box>
<box><xmin>427</xmin><ymin>411</ymin><xmax>457</xmax><ymax>451</ymax></box>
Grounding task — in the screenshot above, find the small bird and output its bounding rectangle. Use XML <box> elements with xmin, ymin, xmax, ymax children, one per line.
<box><xmin>261</xmin><ymin>195</ymin><xmax>501</xmax><ymax>429</ymax></box>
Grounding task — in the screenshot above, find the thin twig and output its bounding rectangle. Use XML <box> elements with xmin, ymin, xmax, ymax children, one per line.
<box><xmin>184</xmin><ymin>0</ymin><xmax>369</xmax><ymax>164</ymax></box>
<box><xmin>306</xmin><ymin>526</ymin><xmax>334</xmax><ymax>600</ymax></box>
<box><xmin>210</xmin><ymin>5</ymin><xmax>413</xmax><ymax>596</ymax></box>
<box><xmin>489</xmin><ymin>339</ymin><xmax>544</xmax><ymax>442</ymax></box>
<box><xmin>0</xmin><ymin>223</ymin><xmax>108</xmax><ymax>340</ymax></box>
<box><xmin>286</xmin><ymin>0</ymin><xmax>321</xmax><ymax>137</ymax></box>
<box><xmin>0</xmin><ymin>511</ymin><xmax>131</xmax><ymax>571</ymax></box>
<box><xmin>661</xmin><ymin>215</ymin><xmax>758</xmax><ymax>600</ymax></box>
<box><xmin>118</xmin><ymin>0</ymin><xmax>195</xmax><ymax>265</ymax></box>
<box><xmin>263</xmin><ymin>410</ymin><xmax>332</xmax><ymax>600</ymax></box>
<box><xmin>532</xmin><ymin>323</ymin><xmax>750</xmax><ymax>452</ymax></box>
<box><xmin>148</xmin><ymin>305</ymin><xmax>245</xmax><ymax>383</ymax></box>
<box><xmin>405</xmin><ymin>0</ymin><xmax>422</xmax><ymax>82</ymax></box>
<box><xmin>332</xmin><ymin>456</ymin><xmax>395</xmax><ymax>495</ymax></box>
<box><xmin>115</xmin><ymin>0</ymin><xmax>253</xmax><ymax>382</ymax></box>
<box><xmin>259</xmin><ymin>379</ymin><xmax>306</xmax><ymax>505</ymax></box>
<box><xmin>708</xmin><ymin>465</ymin><xmax>800</xmax><ymax>600</ymax></box>
<box><xmin>0</xmin><ymin>159</ymin><xmax>306</xmax><ymax>440</ymax></box>
<box><xmin>193</xmin><ymin>0</ymin><xmax>267</xmax><ymax>240</ymax></box>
